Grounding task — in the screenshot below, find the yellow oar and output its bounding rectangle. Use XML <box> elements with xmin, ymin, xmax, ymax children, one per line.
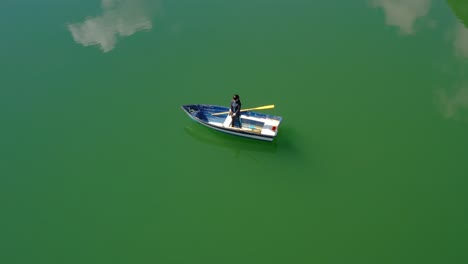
<box><xmin>212</xmin><ymin>104</ymin><xmax>275</xmax><ymax>116</ymax></box>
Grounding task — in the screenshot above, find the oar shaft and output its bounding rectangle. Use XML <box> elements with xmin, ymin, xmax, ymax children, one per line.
<box><xmin>212</xmin><ymin>104</ymin><xmax>274</xmax><ymax>116</ymax></box>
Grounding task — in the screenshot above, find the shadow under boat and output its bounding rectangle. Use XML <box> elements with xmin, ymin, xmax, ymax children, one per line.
<box><xmin>184</xmin><ymin>123</ymin><xmax>279</xmax><ymax>154</ymax></box>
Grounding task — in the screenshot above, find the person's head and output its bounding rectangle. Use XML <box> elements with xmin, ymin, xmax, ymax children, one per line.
<box><xmin>233</xmin><ymin>94</ymin><xmax>240</xmax><ymax>101</ymax></box>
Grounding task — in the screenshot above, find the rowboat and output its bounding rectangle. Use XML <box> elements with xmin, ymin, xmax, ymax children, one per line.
<box><xmin>181</xmin><ymin>104</ymin><xmax>283</xmax><ymax>141</ymax></box>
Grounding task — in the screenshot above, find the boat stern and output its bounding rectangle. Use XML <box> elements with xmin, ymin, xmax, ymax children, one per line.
<box><xmin>261</xmin><ymin>118</ymin><xmax>282</xmax><ymax>137</ymax></box>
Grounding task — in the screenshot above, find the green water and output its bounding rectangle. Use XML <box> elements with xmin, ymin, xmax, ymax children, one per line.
<box><xmin>1</xmin><ymin>0</ymin><xmax>468</xmax><ymax>263</ymax></box>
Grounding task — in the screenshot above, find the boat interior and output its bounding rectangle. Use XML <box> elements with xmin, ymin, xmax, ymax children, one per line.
<box><xmin>182</xmin><ymin>104</ymin><xmax>282</xmax><ymax>134</ymax></box>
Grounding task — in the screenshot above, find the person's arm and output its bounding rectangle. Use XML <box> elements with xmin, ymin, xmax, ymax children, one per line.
<box><xmin>229</xmin><ymin>101</ymin><xmax>233</xmax><ymax>115</ymax></box>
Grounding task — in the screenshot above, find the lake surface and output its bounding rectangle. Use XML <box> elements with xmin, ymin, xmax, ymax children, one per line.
<box><xmin>1</xmin><ymin>0</ymin><xmax>468</xmax><ymax>263</ymax></box>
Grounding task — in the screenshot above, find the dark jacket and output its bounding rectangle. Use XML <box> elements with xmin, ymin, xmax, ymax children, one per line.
<box><xmin>230</xmin><ymin>99</ymin><xmax>241</xmax><ymax>116</ymax></box>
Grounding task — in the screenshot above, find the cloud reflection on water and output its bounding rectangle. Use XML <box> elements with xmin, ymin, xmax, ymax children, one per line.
<box><xmin>454</xmin><ymin>22</ymin><xmax>468</xmax><ymax>58</ymax></box>
<box><xmin>371</xmin><ymin>0</ymin><xmax>431</xmax><ymax>35</ymax></box>
<box><xmin>68</xmin><ymin>0</ymin><xmax>152</xmax><ymax>53</ymax></box>
<box><xmin>437</xmin><ymin>85</ymin><xmax>468</xmax><ymax>121</ymax></box>
<box><xmin>436</xmin><ymin>20</ymin><xmax>468</xmax><ymax>122</ymax></box>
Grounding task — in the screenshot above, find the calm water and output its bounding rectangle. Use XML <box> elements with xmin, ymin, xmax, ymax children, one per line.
<box><xmin>1</xmin><ymin>0</ymin><xmax>468</xmax><ymax>263</ymax></box>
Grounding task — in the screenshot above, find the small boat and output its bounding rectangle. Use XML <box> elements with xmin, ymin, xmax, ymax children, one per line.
<box><xmin>181</xmin><ymin>104</ymin><xmax>283</xmax><ymax>141</ymax></box>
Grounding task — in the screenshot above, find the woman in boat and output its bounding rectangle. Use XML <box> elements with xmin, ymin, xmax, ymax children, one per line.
<box><xmin>229</xmin><ymin>94</ymin><xmax>242</xmax><ymax>128</ymax></box>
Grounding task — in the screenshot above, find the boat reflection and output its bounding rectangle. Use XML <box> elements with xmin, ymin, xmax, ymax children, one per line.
<box><xmin>184</xmin><ymin>123</ymin><xmax>306</xmax><ymax>164</ymax></box>
<box><xmin>184</xmin><ymin>124</ymin><xmax>278</xmax><ymax>154</ymax></box>
<box><xmin>67</xmin><ymin>0</ymin><xmax>154</xmax><ymax>53</ymax></box>
<box><xmin>370</xmin><ymin>0</ymin><xmax>431</xmax><ymax>35</ymax></box>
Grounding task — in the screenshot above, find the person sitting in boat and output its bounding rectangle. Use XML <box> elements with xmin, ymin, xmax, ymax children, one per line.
<box><xmin>229</xmin><ymin>94</ymin><xmax>242</xmax><ymax>128</ymax></box>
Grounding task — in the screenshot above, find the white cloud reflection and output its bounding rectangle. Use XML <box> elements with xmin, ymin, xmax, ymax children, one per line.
<box><xmin>68</xmin><ymin>0</ymin><xmax>152</xmax><ymax>52</ymax></box>
<box><xmin>436</xmin><ymin>22</ymin><xmax>468</xmax><ymax>122</ymax></box>
<box><xmin>371</xmin><ymin>0</ymin><xmax>431</xmax><ymax>35</ymax></box>
<box><xmin>454</xmin><ymin>22</ymin><xmax>468</xmax><ymax>58</ymax></box>
<box><xmin>437</xmin><ymin>85</ymin><xmax>468</xmax><ymax>121</ymax></box>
